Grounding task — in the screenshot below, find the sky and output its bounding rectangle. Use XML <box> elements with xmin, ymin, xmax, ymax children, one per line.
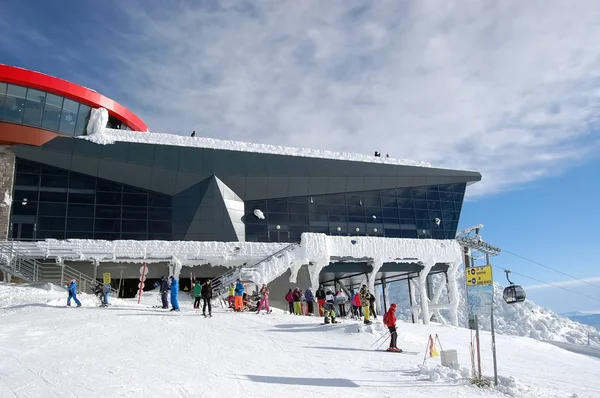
<box><xmin>1</xmin><ymin>0</ymin><xmax>599</xmax><ymax>313</ymax></box>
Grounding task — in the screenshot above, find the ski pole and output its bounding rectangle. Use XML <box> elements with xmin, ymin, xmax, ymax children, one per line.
<box><xmin>370</xmin><ymin>331</ymin><xmax>390</xmax><ymax>347</ymax></box>
<box><xmin>376</xmin><ymin>335</ymin><xmax>390</xmax><ymax>351</ymax></box>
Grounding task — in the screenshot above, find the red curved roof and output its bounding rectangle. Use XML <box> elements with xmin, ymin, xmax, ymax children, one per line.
<box><xmin>0</xmin><ymin>64</ymin><xmax>148</xmax><ymax>132</ymax></box>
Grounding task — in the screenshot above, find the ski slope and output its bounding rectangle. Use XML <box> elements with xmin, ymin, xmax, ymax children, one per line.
<box><xmin>1</xmin><ymin>283</ymin><xmax>599</xmax><ymax>398</ymax></box>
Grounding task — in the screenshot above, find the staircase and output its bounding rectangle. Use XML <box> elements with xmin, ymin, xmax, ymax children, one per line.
<box><xmin>0</xmin><ymin>240</ymin><xmax>117</xmax><ymax>295</ymax></box>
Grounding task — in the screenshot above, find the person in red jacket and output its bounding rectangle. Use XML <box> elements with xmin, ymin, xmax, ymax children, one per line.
<box><xmin>285</xmin><ymin>288</ymin><xmax>294</xmax><ymax>314</ymax></box>
<box><xmin>383</xmin><ymin>303</ymin><xmax>401</xmax><ymax>352</ymax></box>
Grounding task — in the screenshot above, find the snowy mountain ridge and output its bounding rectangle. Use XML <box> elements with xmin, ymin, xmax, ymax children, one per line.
<box><xmin>387</xmin><ymin>271</ymin><xmax>600</xmax><ymax>347</ymax></box>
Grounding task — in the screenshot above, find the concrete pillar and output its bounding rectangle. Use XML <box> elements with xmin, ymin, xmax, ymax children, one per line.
<box><xmin>0</xmin><ymin>146</ymin><xmax>16</xmax><ymax>240</ymax></box>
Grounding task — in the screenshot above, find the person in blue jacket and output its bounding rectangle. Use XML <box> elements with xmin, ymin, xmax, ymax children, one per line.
<box><xmin>304</xmin><ymin>287</ymin><xmax>315</xmax><ymax>315</ymax></box>
<box><xmin>234</xmin><ymin>279</ymin><xmax>245</xmax><ymax>312</ymax></box>
<box><xmin>67</xmin><ymin>279</ymin><xmax>82</xmax><ymax>307</ymax></box>
<box><xmin>170</xmin><ymin>276</ymin><xmax>180</xmax><ymax>311</ymax></box>
<box><xmin>102</xmin><ymin>283</ymin><xmax>111</xmax><ymax>306</ymax></box>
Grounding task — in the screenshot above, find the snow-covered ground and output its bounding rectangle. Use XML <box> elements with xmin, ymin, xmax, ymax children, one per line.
<box><xmin>1</xmin><ymin>283</ymin><xmax>599</xmax><ymax>397</ymax></box>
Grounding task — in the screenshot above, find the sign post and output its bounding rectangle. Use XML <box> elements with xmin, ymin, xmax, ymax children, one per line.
<box><xmin>137</xmin><ymin>264</ymin><xmax>148</xmax><ymax>304</ymax></box>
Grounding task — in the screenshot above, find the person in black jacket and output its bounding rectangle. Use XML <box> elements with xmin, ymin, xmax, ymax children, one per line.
<box><xmin>369</xmin><ymin>291</ymin><xmax>377</xmax><ymax>319</ymax></box>
<box><xmin>316</xmin><ymin>286</ymin><xmax>326</xmax><ymax>316</ymax></box>
<box><xmin>159</xmin><ymin>276</ymin><xmax>169</xmax><ymax>309</ymax></box>
<box><xmin>201</xmin><ymin>280</ymin><xmax>213</xmax><ymax>317</ymax></box>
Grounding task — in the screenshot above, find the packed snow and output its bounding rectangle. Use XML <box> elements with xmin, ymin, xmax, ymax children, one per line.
<box><xmin>0</xmin><ymin>190</ymin><xmax>10</xmax><ymax>207</ymax></box>
<box><xmin>388</xmin><ymin>271</ymin><xmax>600</xmax><ymax>347</ymax></box>
<box><xmin>1</xmin><ymin>283</ymin><xmax>599</xmax><ymax>397</ymax></box>
<box><xmin>81</xmin><ymin>108</ymin><xmax>431</xmax><ymax>168</ymax></box>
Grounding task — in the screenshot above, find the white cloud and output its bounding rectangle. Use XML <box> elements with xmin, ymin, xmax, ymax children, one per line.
<box><xmin>525</xmin><ymin>276</ymin><xmax>600</xmax><ymax>291</ymax></box>
<box><xmin>12</xmin><ymin>1</ymin><xmax>600</xmax><ymax>196</ymax></box>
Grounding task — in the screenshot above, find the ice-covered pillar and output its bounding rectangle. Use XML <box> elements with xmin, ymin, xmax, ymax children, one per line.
<box><xmin>288</xmin><ymin>260</ymin><xmax>305</xmax><ymax>284</ymax></box>
<box><xmin>307</xmin><ymin>257</ymin><xmax>329</xmax><ymax>292</ymax></box>
<box><xmin>367</xmin><ymin>258</ymin><xmax>384</xmax><ymax>316</ymax></box>
<box><xmin>170</xmin><ymin>258</ymin><xmax>182</xmax><ymax>280</ymax></box>
<box><xmin>447</xmin><ymin>261</ymin><xmax>461</xmax><ymax>327</ymax></box>
<box><xmin>419</xmin><ymin>260</ymin><xmax>435</xmax><ymax>325</ymax></box>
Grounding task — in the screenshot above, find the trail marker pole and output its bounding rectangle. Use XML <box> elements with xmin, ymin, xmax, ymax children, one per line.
<box><xmin>488</xmin><ymin>253</ymin><xmax>499</xmax><ymax>386</ymax></box>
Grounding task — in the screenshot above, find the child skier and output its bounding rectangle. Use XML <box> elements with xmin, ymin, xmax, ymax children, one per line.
<box><xmin>383</xmin><ymin>303</ymin><xmax>401</xmax><ymax>352</ymax></box>
<box><xmin>256</xmin><ymin>284</ymin><xmax>271</xmax><ymax>314</ymax></box>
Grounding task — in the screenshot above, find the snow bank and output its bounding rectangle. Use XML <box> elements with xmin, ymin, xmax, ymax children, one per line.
<box><xmin>80</xmin><ymin>127</ymin><xmax>432</xmax><ymax>168</ymax></box>
<box><xmin>86</xmin><ymin>107</ymin><xmax>108</xmax><ymax>136</ymax></box>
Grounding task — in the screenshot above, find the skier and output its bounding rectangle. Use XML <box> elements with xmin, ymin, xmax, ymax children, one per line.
<box><xmin>285</xmin><ymin>288</ymin><xmax>294</xmax><ymax>314</ymax></box>
<box><xmin>304</xmin><ymin>287</ymin><xmax>314</xmax><ymax>315</ymax></box>
<box><xmin>159</xmin><ymin>276</ymin><xmax>169</xmax><ymax>309</ymax></box>
<box><xmin>292</xmin><ymin>287</ymin><xmax>303</xmax><ymax>315</ymax></box>
<box><xmin>316</xmin><ymin>285</ymin><xmax>326</xmax><ymax>316</ymax></box>
<box><xmin>228</xmin><ymin>284</ymin><xmax>235</xmax><ymax>308</ymax></box>
<box><xmin>193</xmin><ymin>280</ymin><xmax>202</xmax><ymax>309</ymax></box>
<box><xmin>351</xmin><ymin>290</ymin><xmax>362</xmax><ymax>319</ymax></box>
<box><xmin>93</xmin><ymin>282</ymin><xmax>105</xmax><ymax>306</ymax></box>
<box><xmin>234</xmin><ymin>279</ymin><xmax>244</xmax><ymax>312</ymax></box>
<box><xmin>383</xmin><ymin>303</ymin><xmax>401</xmax><ymax>352</ymax></box>
<box><xmin>102</xmin><ymin>283</ymin><xmax>111</xmax><ymax>306</ymax></box>
<box><xmin>369</xmin><ymin>291</ymin><xmax>377</xmax><ymax>319</ymax></box>
<box><xmin>360</xmin><ymin>284</ymin><xmax>372</xmax><ymax>325</ymax></box>
<box><xmin>323</xmin><ymin>288</ymin><xmax>338</xmax><ymax>324</ymax></box>
<box><xmin>256</xmin><ymin>284</ymin><xmax>271</xmax><ymax>314</ymax></box>
<box><xmin>66</xmin><ymin>279</ymin><xmax>82</xmax><ymax>307</ymax></box>
<box><xmin>335</xmin><ymin>289</ymin><xmax>348</xmax><ymax>318</ymax></box>
<box><xmin>201</xmin><ymin>279</ymin><xmax>212</xmax><ymax>317</ymax></box>
<box><xmin>170</xmin><ymin>276</ymin><xmax>180</xmax><ymax>311</ymax></box>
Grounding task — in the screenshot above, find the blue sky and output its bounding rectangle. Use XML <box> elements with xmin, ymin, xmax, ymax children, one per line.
<box><xmin>2</xmin><ymin>0</ymin><xmax>600</xmax><ymax>313</ymax></box>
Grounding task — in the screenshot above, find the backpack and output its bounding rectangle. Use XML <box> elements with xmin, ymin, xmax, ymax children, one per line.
<box><xmin>383</xmin><ymin>311</ymin><xmax>391</xmax><ymax>326</ymax></box>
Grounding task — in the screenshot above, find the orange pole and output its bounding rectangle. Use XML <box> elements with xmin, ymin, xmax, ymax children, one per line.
<box><xmin>137</xmin><ymin>263</ymin><xmax>147</xmax><ymax>304</ymax></box>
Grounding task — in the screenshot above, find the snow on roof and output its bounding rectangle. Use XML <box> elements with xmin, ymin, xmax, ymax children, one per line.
<box><xmin>81</xmin><ymin>125</ymin><xmax>431</xmax><ymax>168</ymax></box>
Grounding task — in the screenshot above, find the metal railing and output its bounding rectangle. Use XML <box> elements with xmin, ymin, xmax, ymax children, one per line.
<box><xmin>0</xmin><ymin>240</ymin><xmax>117</xmax><ymax>295</ymax></box>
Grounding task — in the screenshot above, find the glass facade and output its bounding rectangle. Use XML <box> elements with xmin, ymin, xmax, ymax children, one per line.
<box><xmin>244</xmin><ymin>184</ymin><xmax>465</xmax><ymax>243</ymax></box>
<box><xmin>0</xmin><ymin>82</ymin><xmax>131</xmax><ymax>136</ymax></box>
<box><xmin>10</xmin><ymin>159</ymin><xmax>172</xmax><ymax>241</ymax></box>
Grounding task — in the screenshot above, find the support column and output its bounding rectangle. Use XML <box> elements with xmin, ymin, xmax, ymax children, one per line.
<box><xmin>0</xmin><ymin>147</ymin><xmax>16</xmax><ymax>240</ymax></box>
<box><xmin>447</xmin><ymin>261</ymin><xmax>461</xmax><ymax>327</ymax></box>
<box><xmin>418</xmin><ymin>261</ymin><xmax>435</xmax><ymax>325</ymax></box>
<box><xmin>381</xmin><ymin>276</ymin><xmax>388</xmax><ymax>313</ymax></box>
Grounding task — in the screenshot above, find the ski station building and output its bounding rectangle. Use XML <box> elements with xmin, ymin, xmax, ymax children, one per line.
<box><xmin>0</xmin><ymin>65</ymin><xmax>481</xmax><ymax>326</ymax></box>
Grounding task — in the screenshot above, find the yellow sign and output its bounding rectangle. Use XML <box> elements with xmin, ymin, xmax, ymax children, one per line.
<box><xmin>103</xmin><ymin>273</ymin><xmax>111</xmax><ymax>284</ymax></box>
<box><xmin>466</xmin><ymin>266</ymin><xmax>493</xmax><ymax>286</ymax></box>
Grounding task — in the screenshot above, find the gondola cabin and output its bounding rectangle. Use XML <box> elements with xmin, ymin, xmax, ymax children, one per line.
<box><xmin>503</xmin><ymin>284</ymin><xmax>526</xmax><ymax>304</ymax></box>
<box><xmin>503</xmin><ymin>270</ymin><xmax>526</xmax><ymax>304</ymax></box>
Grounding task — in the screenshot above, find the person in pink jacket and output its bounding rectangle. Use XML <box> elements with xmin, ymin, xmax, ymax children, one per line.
<box><xmin>285</xmin><ymin>288</ymin><xmax>294</xmax><ymax>314</ymax></box>
<box><xmin>257</xmin><ymin>284</ymin><xmax>271</xmax><ymax>314</ymax></box>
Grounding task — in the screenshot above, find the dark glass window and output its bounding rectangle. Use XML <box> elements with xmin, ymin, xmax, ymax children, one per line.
<box><xmin>16</xmin><ymin>159</ymin><xmax>41</xmax><ymax>173</ymax></box>
<box><xmin>95</xmin><ymin>219</ymin><xmax>120</xmax><ymax>233</ymax></box>
<box><xmin>94</xmin><ymin>232</ymin><xmax>121</xmax><ymax>240</ymax></box>
<box><xmin>95</xmin><ymin>205</ymin><xmax>121</xmax><ymax>219</ymax></box>
<box><xmin>74</xmin><ymin>104</ymin><xmax>91</xmax><ymax>136</ymax></box>
<box><xmin>22</xmin><ymin>88</ymin><xmax>46</xmax><ymax>126</ymax></box>
<box><xmin>3</xmin><ymin>84</ymin><xmax>26</xmax><ymax>123</ymax></box>
<box><xmin>59</xmin><ymin>98</ymin><xmax>79</xmax><ymax>135</ymax></box>
<box><xmin>69</xmin><ymin>174</ymin><xmax>96</xmax><ymax>190</ymax></box>
<box><xmin>122</xmin><ymin>206</ymin><xmax>147</xmax><ymax>220</ymax></box>
<box><xmin>38</xmin><ymin>217</ymin><xmax>65</xmax><ymax>231</ymax></box>
<box><xmin>41</xmin><ymin>93</ymin><xmax>63</xmax><ymax>131</ymax></box>
<box><xmin>12</xmin><ymin>201</ymin><xmax>37</xmax><ymax>215</ymax></box>
<box><xmin>329</xmin><ymin>205</ymin><xmax>346</xmax><ymax>215</ymax></box>
<box><xmin>39</xmin><ymin>192</ymin><xmax>67</xmax><ymax>202</ymax></box>
<box><xmin>148</xmin><ymin>221</ymin><xmax>172</xmax><ymax>234</ymax></box>
<box><xmin>288</xmin><ymin>202</ymin><xmax>308</xmax><ymax>214</ymax></box>
<box><xmin>67</xmin><ymin>218</ymin><xmax>94</xmax><ymax>232</ymax></box>
<box><xmin>0</xmin><ymin>83</ymin><xmax>6</xmax><ymax>115</ymax></box>
<box><xmin>266</xmin><ymin>199</ymin><xmax>287</xmax><ymax>213</ymax></box>
<box><xmin>68</xmin><ymin>193</ymin><xmax>95</xmax><ymax>204</ymax></box>
<box><xmin>42</xmin><ymin>164</ymin><xmax>67</xmax><ymax>176</ymax></box>
<box><xmin>15</xmin><ymin>173</ymin><xmax>39</xmax><ymax>187</ymax></box>
<box><xmin>68</xmin><ymin>204</ymin><xmax>95</xmax><ymax>218</ymax></box>
<box><xmin>123</xmin><ymin>193</ymin><xmax>147</xmax><ymax>207</ymax></box>
<box><xmin>37</xmin><ymin>231</ymin><xmax>65</xmax><ymax>240</ymax></box>
<box><xmin>327</xmin><ymin>194</ymin><xmax>345</xmax><ymax>205</ymax></box>
<box><xmin>38</xmin><ymin>203</ymin><xmax>66</xmax><ymax>217</ymax></box>
<box><xmin>97</xmin><ymin>180</ymin><xmax>122</xmax><ymax>192</ymax></box>
<box><xmin>122</xmin><ymin>220</ymin><xmax>147</xmax><ymax>233</ymax></box>
<box><xmin>148</xmin><ymin>207</ymin><xmax>171</xmax><ymax>220</ymax></box>
<box><xmin>381</xmin><ymin>196</ymin><xmax>397</xmax><ymax>207</ymax></box>
<box><xmin>289</xmin><ymin>214</ymin><xmax>309</xmax><ymax>225</ymax></box>
<box><xmin>148</xmin><ymin>193</ymin><xmax>171</xmax><ymax>207</ymax></box>
<box><xmin>96</xmin><ymin>192</ymin><xmax>122</xmax><ymax>205</ymax></box>
<box><xmin>12</xmin><ymin>190</ymin><xmax>37</xmax><ymax>201</ymax></box>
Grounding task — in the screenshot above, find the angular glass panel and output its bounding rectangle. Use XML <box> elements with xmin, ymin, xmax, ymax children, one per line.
<box><xmin>402</xmin><ymin>230</ymin><xmax>418</xmax><ymax>238</ymax></box>
<box><xmin>148</xmin><ymin>193</ymin><xmax>171</xmax><ymax>207</ymax></box>
<box><xmin>68</xmin><ymin>203</ymin><xmax>95</xmax><ymax>218</ymax></box>
<box><xmin>16</xmin><ymin>158</ymin><xmax>41</xmax><ymax>173</ymax></box>
<box><xmin>121</xmin><ymin>233</ymin><xmax>147</xmax><ymax>240</ymax></box>
<box><xmin>396</xmin><ymin>188</ymin><xmax>412</xmax><ymax>198</ymax></box>
<box><xmin>59</xmin><ymin>98</ymin><xmax>79</xmax><ymax>135</ymax></box>
<box><xmin>382</xmin><ymin>207</ymin><xmax>399</xmax><ymax>218</ymax></box>
<box><xmin>346</xmin><ymin>194</ymin><xmax>363</xmax><ymax>206</ymax></box>
<box><xmin>74</xmin><ymin>104</ymin><xmax>91</xmax><ymax>136</ymax></box>
<box><xmin>428</xmin><ymin>201</ymin><xmax>441</xmax><ymax>211</ymax></box>
<box><xmin>22</xmin><ymin>88</ymin><xmax>45</xmax><ymax>126</ymax></box>
<box><xmin>97</xmin><ymin>180</ymin><xmax>122</xmax><ymax>192</ymax></box>
<box><xmin>365</xmin><ymin>207</ymin><xmax>382</xmax><ymax>219</ymax></box>
<box><xmin>289</xmin><ymin>213</ymin><xmax>309</xmax><ymax>225</ymax></box>
<box><xmin>348</xmin><ymin>216</ymin><xmax>366</xmax><ymax>223</ymax></box>
<box><xmin>380</xmin><ymin>188</ymin><xmax>397</xmax><ymax>197</ymax></box>
<box><xmin>412</xmin><ymin>190</ymin><xmax>427</xmax><ymax>200</ymax></box>
<box><xmin>347</xmin><ymin>205</ymin><xmax>364</xmax><ymax>217</ymax></box>
<box><xmin>427</xmin><ymin>191</ymin><xmax>440</xmax><ymax>201</ymax></box>
<box><xmin>309</xmin><ymin>204</ymin><xmax>328</xmax><ymax>215</ymax></box>
<box><xmin>3</xmin><ymin>84</ymin><xmax>26</xmax><ymax>123</ymax></box>
<box><xmin>41</xmin><ymin>164</ymin><xmax>68</xmax><ymax>176</ymax></box>
<box><xmin>380</xmin><ymin>196</ymin><xmax>397</xmax><ymax>208</ymax></box>
<box><xmin>398</xmin><ymin>198</ymin><xmax>414</xmax><ymax>209</ymax></box>
<box><xmin>414</xmin><ymin>209</ymin><xmax>429</xmax><ymax>219</ymax></box>
<box><xmin>69</xmin><ymin>173</ymin><xmax>96</xmax><ymax>190</ymax></box>
<box><xmin>310</xmin><ymin>226</ymin><xmax>329</xmax><ymax>234</ymax></box>
<box><xmin>440</xmin><ymin>192</ymin><xmax>454</xmax><ymax>201</ymax></box>
<box><xmin>441</xmin><ymin>201</ymin><xmax>455</xmax><ymax>211</ymax></box>
<box><xmin>384</xmin><ymin>229</ymin><xmax>401</xmax><ymax>238</ymax></box>
<box><xmin>452</xmin><ymin>183</ymin><xmax>466</xmax><ymax>193</ymax></box>
<box><xmin>41</xmin><ymin>93</ymin><xmax>63</xmax><ymax>131</ymax></box>
<box><xmin>12</xmin><ymin>190</ymin><xmax>37</xmax><ymax>201</ymax></box>
<box><xmin>310</xmin><ymin>195</ymin><xmax>327</xmax><ymax>204</ymax></box>
<box><xmin>327</xmin><ymin>194</ymin><xmax>345</xmax><ymax>205</ymax></box>
<box><xmin>328</xmin><ymin>214</ymin><xmax>346</xmax><ymax>223</ymax></box>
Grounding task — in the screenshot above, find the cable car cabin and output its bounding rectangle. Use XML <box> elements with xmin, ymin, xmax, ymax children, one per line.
<box><xmin>503</xmin><ymin>285</ymin><xmax>526</xmax><ymax>304</ymax></box>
